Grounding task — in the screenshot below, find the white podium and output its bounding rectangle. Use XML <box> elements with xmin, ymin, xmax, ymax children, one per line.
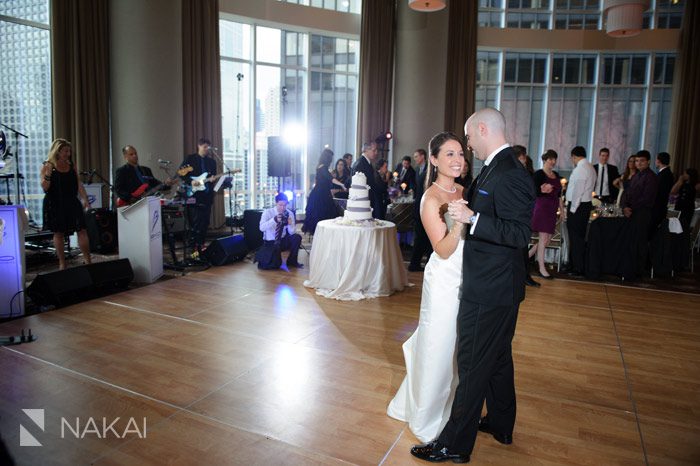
<box><xmin>0</xmin><ymin>206</ymin><xmax>26</xmax><ymax>317</ymax></box>
<box><xmin>118</xmin><ymin>196</ymin><xmax>163</xmax><ymax>283</ymax></box>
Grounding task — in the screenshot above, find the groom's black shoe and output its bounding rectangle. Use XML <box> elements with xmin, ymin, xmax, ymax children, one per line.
<box><xmin>478</xmin><ymin>417</ymin><xmax>513</xmax><ymax>445</ymax></box>
<box><xmin>410</xmin><ymin>440</ymin><xmax>470</xmax><ymax>463</ymax></box>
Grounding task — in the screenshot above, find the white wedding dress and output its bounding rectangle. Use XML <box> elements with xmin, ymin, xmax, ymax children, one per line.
<box><xmin>387</xmin><ymin>214</ymin><xmax>463</xmax><ymax>442</ymax></box>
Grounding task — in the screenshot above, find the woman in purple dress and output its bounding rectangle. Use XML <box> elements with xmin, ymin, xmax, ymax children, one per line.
<box><xmin>528</xmin><ymin>150</ymin><xmax>562</xmax><ymax>279</ymax></box>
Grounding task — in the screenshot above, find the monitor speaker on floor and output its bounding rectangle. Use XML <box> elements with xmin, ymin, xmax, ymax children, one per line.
<box><xmin>204</xmin><ymin>235</ymin><xmax>248</xmax><ymax>266</ymax></box>
<box><xmin>26</xmin><ymin>259</ymin><xmax>134</xmax><ymax>308</ymax></box>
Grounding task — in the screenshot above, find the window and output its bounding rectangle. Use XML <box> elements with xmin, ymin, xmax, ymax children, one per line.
<box><xmin>220</xmin><ymin>20</ymin><xmax>358</xmax><ymax>213</ymax></box>
<box><xmin>277</xmin><ymin>0</ymin><xmax>361</xmax><ymax>14</ymax></box>
<box><xmin>655</xmin><ymin>0</ymin><xmax>684</xmax><ymax>29</ymax></box>
<box><xmin>475</xmin><ymin>50</ymin><xmax>674</xmax><ymax>170</ymax></box>
<box><xmin>0</xmin><ymin>0</ymin><xmax>52</xmax><ymax>226</ymax></box>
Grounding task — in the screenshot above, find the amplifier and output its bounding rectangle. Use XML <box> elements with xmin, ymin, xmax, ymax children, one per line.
<box><xmin>162</xmin><ymin>205</ymin><xmax>186</xmax><ymax>233</ymax></box>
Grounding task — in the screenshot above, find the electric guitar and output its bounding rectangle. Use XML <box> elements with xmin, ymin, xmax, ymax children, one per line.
<box><xmin>186</xmin><ymin>169</ymin><xmax>241</xmax><ymax>196</ymax></box>
<box><xmin>117</xmin><ymin>165</ymin><xmax>193</xmax><ymax>207</ymax></box>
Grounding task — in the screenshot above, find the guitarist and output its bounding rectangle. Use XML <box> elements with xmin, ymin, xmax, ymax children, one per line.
<box><xmin>115</xmin><ymin>145</ymin><xmax>171</xmax><ymax>206</ymax></box>
<box><xmin>180</xmin><ymin>137</ymin><xmax>217</xmax><ymax>254</ymax></box>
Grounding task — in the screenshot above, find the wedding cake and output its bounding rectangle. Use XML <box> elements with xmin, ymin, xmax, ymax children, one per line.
<box><xmin>344</xmin><ymin>172</ymin><xmax>373</xmax><ymax>221</ymax></box>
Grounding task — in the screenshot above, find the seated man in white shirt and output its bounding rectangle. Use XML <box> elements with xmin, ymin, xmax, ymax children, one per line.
<box><xmin>259</xmin><ymin>193</ymin><xmax>303</xmax><ymax>268</ymax></box>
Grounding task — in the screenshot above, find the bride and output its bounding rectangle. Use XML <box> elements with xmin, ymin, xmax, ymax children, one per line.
<box><xmin>388</xmin><ymin>131</ymin><xmax>466</xmax><ymax>442</ymax></box>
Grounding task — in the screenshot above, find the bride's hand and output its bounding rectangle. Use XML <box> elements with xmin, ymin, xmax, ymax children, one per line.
<box><xmin>447</xmin><ymin>199</ymin><xmax>473</xmax><ymax>224</ymax></box>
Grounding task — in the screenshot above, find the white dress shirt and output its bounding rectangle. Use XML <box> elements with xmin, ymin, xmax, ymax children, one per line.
<box><xmin>259</xmin><ymin>207</ymin><xmax>297</xmax><ymax>241</ymax></box>
<box><xmin>596</xmin><ymin>163</ymin><xmax>609</xmax><ymax>197</ymax></box>
<box><xmin>566</xmin><ymin>158</ymin><xmax>596</xmax><ymax>213</ymax></box>
<box><xmin>470</xmin><ymin>143</ymin><xmax>510</xmax><ymax>234</ymax></box>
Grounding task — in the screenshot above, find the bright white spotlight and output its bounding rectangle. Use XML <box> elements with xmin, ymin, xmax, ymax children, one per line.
<box><xmin>282</xmin><ymin>123</ymin><xmax>306</xmax><ymax>147</ymax></box>
<box><xmin>283</xmin><ymin>190</ymin><xmax>294</xmax><ymax>202</ymax></box>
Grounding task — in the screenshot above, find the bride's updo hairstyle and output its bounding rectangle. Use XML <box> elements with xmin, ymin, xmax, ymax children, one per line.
<box><xmin>425</xmin><ymin>131</ymin><xmax>464</xmax><ymax>191</ymax></box>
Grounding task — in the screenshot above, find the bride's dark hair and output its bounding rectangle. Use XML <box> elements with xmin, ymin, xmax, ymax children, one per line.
<box><xmin>425</xmin><ymin>131</ymin><xmax>465</xmax><ymax>191</ymax></box>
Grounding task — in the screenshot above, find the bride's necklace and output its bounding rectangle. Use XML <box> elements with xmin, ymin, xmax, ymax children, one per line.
<box><xmin>433</xmin><ymin>181</ymin><xmax>456</xmax><ymax>193</ymax></box>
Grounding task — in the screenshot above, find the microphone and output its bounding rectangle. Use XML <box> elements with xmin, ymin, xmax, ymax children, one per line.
<box><xmin>158</xmin><ymin>159</ymin><xmax>172</xmax><ymax>164</ymax></box>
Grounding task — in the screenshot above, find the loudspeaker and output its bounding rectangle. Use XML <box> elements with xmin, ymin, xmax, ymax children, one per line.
<box><xmin>162</xmin><ymin>205</ymin><xmax>186</xmax><ymax>233</ymax></box>
<box><xmin>267</xmin><ymin>136</ymin><xmax>291</xmax><ymax>177</ymax></box>
<box><xmin>27</xmin><ymin>259</ymin><xmax>134</xmax><ymax>307</ymax></box>
<box><xmin>204</xmin><ymin>235</ymin><xmax>248</xmax><ymax>266</ymax></box>
<box><xmin>85</xmin><ymin>208</ymin><xmax>117</xmax><ymax>253</ymax></box>
<box><xmin>243</xmin><ymin>209</ymin><xmax>264</xmax><ymax>251</ymax></box>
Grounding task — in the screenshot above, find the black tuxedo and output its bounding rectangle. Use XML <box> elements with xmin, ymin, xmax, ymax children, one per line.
<box><xmin>352</xmin><ymin>155</ymin><xmax>379</xmax><ymax>218</ymax></box>
<box><xmin>651</xmin><ymin>166</ymin><xmax>674</xmax><ymax>234</ymax></box>
<box><xmin>180</xmin><ymin>153</ymin><xmax>218</xmax><ymax>251</ymax></box>
<box><xmin>409</xmin><ymin>162</ymin><xmax>432</xmax><ymax>269</ymax></box>
<box><xmin>593</xmin><ymin>163</ymin><xmax>620</xmax><ymax>203</ymax></box>
<box><xmin>395</xmin><ymin>164</ymin><xmax>415</xmax><ymax>193</ymax></box>
<box><xmin>437</xmin><ymin>147</ymin><xmax>535</xmax><ymax>456</ymax></box>
<box><xmin>114</xmin><ymin>164</ymin><xmax>162</xmax><ymax>204</ymax></box>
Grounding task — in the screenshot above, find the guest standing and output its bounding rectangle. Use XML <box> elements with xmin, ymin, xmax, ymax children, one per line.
<box><xmin>529</xmin><ymin>150</ymin><xmax>563</xmax><ymax>279</ymax></box>
<box><xmin>564</xmin><ymin>146</ymin><xmax>596</xmax><ymax>276</ymax></box>
<box><xmin>303</xmin><ymin>148</ymin><xmax>338</xmax><ymax>235</ymax></box>
<box><xmin>331</xmin><ymin>158</ymin><xmax>350</xmax><ymax>198</ymax></box>
<box><xmin>375</xmin><ymin>159</ymin><xmax>390</xmax><ymax>220</ymax></box>
<box><xmin>593</xmin><ymin>147</ymin><xmax>620</xmax><ymax>204</ymax></box>
<box><xmin>40</xmin><ymin>138</ymin><xmax>92</xmax><ymax>270</ymax></box>
<box><xmin>513</xmin><ymin>144</ymin><xmax>540</xmax><ymax>287</ymax></box>
<box><xmin>671</xmin><ymin>167</ymin><xmax>698</xmax><ymax>233</ymax></box>
<box><xmin>409</xmin><ymin>148</ymin><xmax>432</xmax><ymax>271</ymax></box>
<box><xmin>455</xmin><ymin>155</ymin><xmax>472</xmax><ymax>188</ymax></box>
<box><xmin>651</xmin><ymin>151</ymin><xmax>674</xmax><ymax>236</ymax></box>
<box><xmin>613</xmin><ymin>154</ymin><xmax>637</xmax><ymax>203</ymax></box>
<box><xmin>621</xmin><ymin>150</ymin><xmax>658</xmax><ymax>276</ymax></box>
<box><xmin>352</xmin><ymin>142</ymin><xmax>380</xmax><ymax>218</ymax></box>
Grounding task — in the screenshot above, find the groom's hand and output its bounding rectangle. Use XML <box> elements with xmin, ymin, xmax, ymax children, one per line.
<box><xmin>448</xmin><ymin>199</ymin><xmax>474</xmax><ymax>224</ymax></box>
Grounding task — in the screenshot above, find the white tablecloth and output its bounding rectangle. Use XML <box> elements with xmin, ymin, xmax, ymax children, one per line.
<box><xmin>303</xmin><ymin>219</ymin><xmax>409</xmax><ymax>300</ymax></box>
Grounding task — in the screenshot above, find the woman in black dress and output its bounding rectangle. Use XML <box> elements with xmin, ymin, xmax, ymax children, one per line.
<box><xmin>303</xmin><ymin>148</ymin><xmax>339</xmax><ymax>234</ymax></box>
<box><xmin>331</xmin><ymin>158</ymin><xmax>351</xmax><ymax>199</ymax></box>
<box><xmin>671</xmin><ymin>167</ymin><xmax>698</xmax><ymax>233</ymax></box>
<box><xmin>41</xmin><ymin>138</ymin><xmax>92</xmax><ymax>270</ymax></box>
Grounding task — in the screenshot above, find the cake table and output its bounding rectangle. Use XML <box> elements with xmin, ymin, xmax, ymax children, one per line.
<box><xmin>303</xmin><ymin>218</ymin><xmax>409</xmax><ymax>300</ymax></box>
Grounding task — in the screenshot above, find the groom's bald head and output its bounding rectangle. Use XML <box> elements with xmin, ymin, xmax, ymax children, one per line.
<box><xmin>464</xmin><ymin>108</ymin><xmax>507</xmax><ymax>161</ymax></box>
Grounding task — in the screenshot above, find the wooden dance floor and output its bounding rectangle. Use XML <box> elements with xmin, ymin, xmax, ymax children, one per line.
<box><xmin>1</xmin><ymin>262</ymin><xmax>699</xmax><ymax>465</ymax></box>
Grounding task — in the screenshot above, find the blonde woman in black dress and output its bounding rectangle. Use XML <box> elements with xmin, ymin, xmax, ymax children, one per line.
<box><xmin>40</xmin><ymin>138</ymin><xmax>92</xmax><ymax>270</ymax></box>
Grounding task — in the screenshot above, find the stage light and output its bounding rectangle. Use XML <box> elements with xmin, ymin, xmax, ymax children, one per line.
<box><xmin>284</xmin><ymin>190</ymin><xmax>293</xmax><ymax>202</ymax></box>
<box><xmin>282</xmin><ymin>123</ymin><xmax>306</xmax><ymax>147</ymax></box>
<box><xmin>375</xmin><ymin>131</ymin><xmax>393</xmax><ymax>144</ymax></box>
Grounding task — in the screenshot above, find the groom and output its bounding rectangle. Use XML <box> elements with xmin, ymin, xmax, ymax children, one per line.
<box><xmin>411</xmin><ymin>108</ymin><xmax>535</xmax><ymax>463</ymax></box>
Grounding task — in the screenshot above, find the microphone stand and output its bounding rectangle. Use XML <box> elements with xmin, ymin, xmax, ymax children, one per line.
<box><xmin>0</xmin><ymin>122</ymin><xmax>29</xmax><ymax>207</ymax></box>
<box><xmin>209</xmin><ymin>147</ymin><xmax>236</xmax><ymax>236</ymax></box>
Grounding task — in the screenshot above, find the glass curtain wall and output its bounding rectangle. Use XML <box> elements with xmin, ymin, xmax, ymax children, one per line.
<box><xmin>220</xmin><ymin>19</ymin><xmax>359</xmax><ymax>213</ymax></box>
<box><xmin>0</xmin><ymin>0</ymin><xmax>52</xmax><ymax>226</ymax></box>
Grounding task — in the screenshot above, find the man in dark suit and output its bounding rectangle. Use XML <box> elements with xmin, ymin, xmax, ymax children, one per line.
<box><xmin>651</xmin><ymin>151</ymin><xmax>674</xmax><ymax>236</ymax></box>
<box><xmin>180</xmin><ymin>137</ymin><xmax>218</xmax><ymax>253</ymax></box>
<box><xmin>411</xmin><ymin>108</ymin><xmax>535</xmax><ymax>463</ymax></box>
<box><xmin>352</xmin><ymin>141</ymin><xmax>380</xmax><ymax>218</ymax></box>
<box><xmin>114</xmin><ymin>145</ymin><xmax>169</xmax><ymax>206</ymax></box>
<box><xmin>408</xmin><ymin>148</ymin><xmax>432</xmax><ymax>271</ymax></box>
<box><xmin>394</xmin><ymin>155</ymin><xmax>416</xmax><ymax>193</ymax></box>
<box><xmin>593</xmin><ymin>147</ymin><xmax>620</xmax><ymax>204</ymax></box>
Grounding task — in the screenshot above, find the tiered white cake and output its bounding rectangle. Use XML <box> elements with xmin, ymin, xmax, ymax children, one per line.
<box><xmin>344</xmin><ymin>172</ymin><xmax>373</xmax><ymax>221</ymax></box>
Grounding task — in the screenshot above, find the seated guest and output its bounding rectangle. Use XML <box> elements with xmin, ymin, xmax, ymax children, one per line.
<box><xmin>395</xmin><ymin>155</ymin><xmax>416</xmax><ymax>193</ymax></box>
<box><xmin>343</xmin><ymin>152</ymin><xmax>353</xmax><ymax>172</ymax></box>
<box><xmin>621</xmin><ymin>150</ymin><xmax>658</xmax><ymax>275</ymax></box>
<box><xmin>594</xmin><ymin>147</ymin><xmax>620</xmax><ymax>204</ymax></box>
<box><xmin>115</xmin><ymin>145</ymin><xmax>170</xmax><ymax>205</ymax></box>
<box><xmin>671</xmin><ymin>167</ymin><xmax>698</xmax><ymax>233</ymax></box>
<box><xmin>651</xmin><ymin>151</ymin><xmax>674</xmax><ymax>236</ymax></box>
<box><xmin>259</xmin><ymin>192</ymin><xmax>303</xmax><ymax>269</ymax></box>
